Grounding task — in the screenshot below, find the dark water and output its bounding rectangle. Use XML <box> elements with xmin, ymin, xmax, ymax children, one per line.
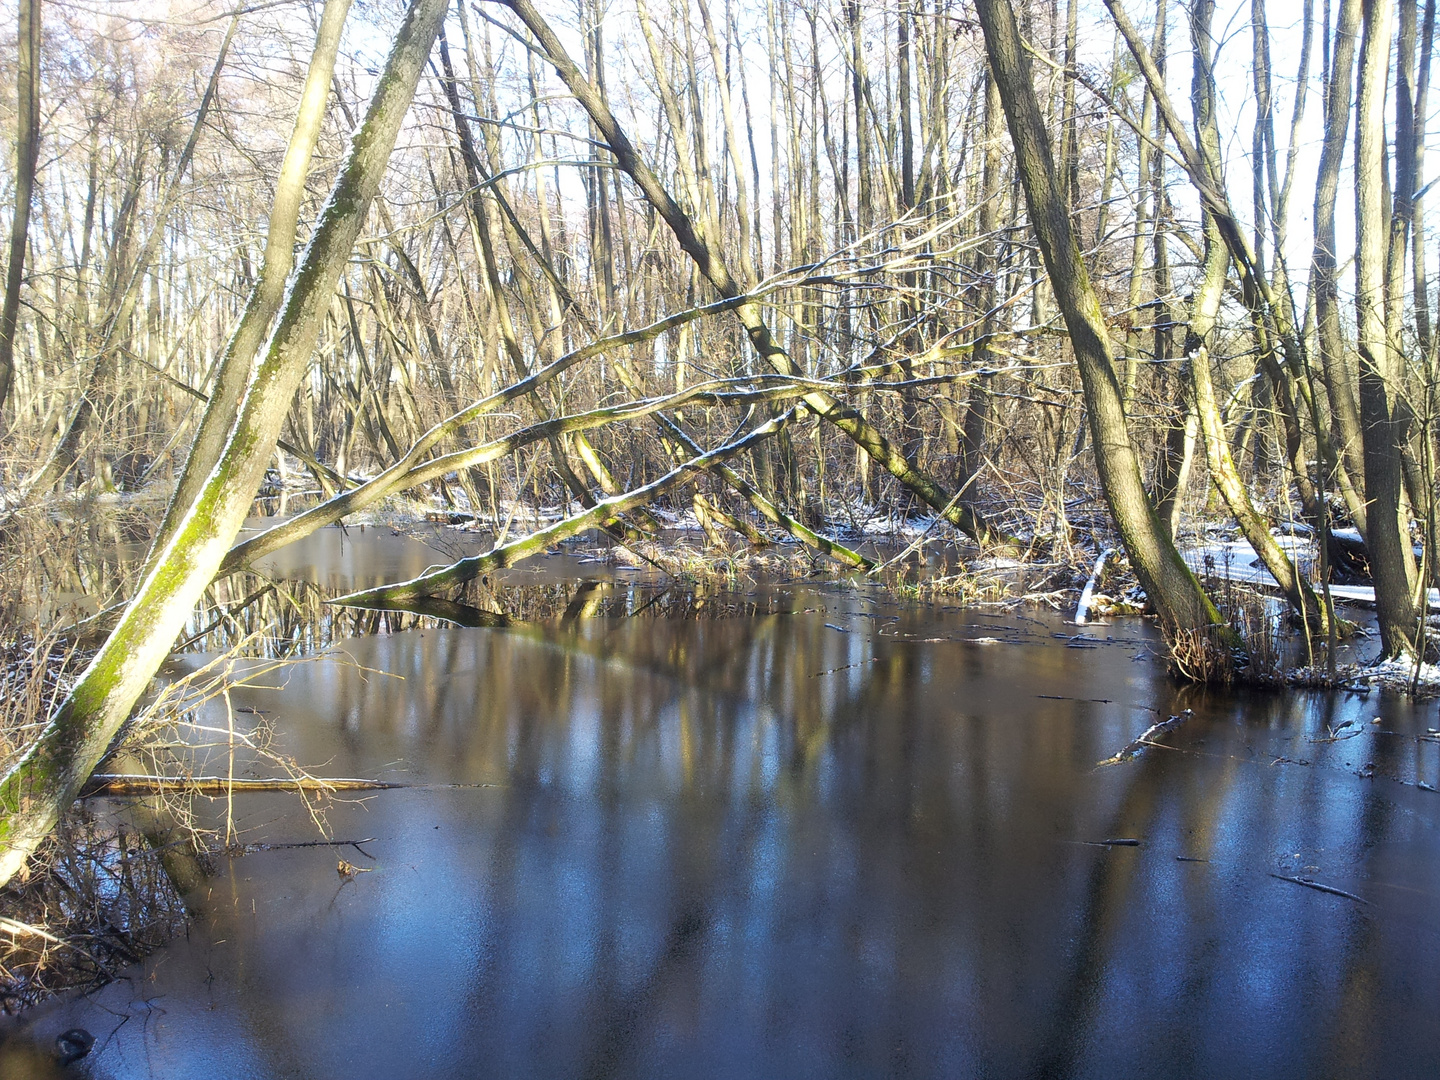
<box><xmin>10</xmin><ymin>526</ymin><xmax>1440</xmax><ymax>1078</ymax></box>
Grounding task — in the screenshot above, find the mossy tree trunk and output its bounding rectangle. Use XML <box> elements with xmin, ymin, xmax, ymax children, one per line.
<box><xmin>0</xmin><ymin>0</ymin><xmax>451</xmax><ymax>888</ymax></box>
<box><xmin>332</xmin><ymin>410</ymin><xmax>798</xmax><ymax>607</ymax></box>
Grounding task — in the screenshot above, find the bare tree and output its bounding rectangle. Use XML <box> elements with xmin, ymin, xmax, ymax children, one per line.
<box><xmin>0</xmin><ymin>0</ymin><xmax>40</xmax><ymax>420</ymax></box>
<box><xmin>974</xmin><ymin>0</ymin><xmax>1221</xmax><ymax>639</ymax></box>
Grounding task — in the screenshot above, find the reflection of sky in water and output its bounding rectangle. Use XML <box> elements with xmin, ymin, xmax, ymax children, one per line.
<box><xmin>18</xmin><ymin>570</ymin><xmax>1440</xmax><ymax>1078</ymax></box>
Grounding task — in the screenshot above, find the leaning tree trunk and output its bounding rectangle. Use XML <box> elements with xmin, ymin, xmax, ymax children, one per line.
<box><xmin>1188</xmin><ymin>229</ymin><xmax>1327</xmax><ymax>630</ymax></box>
<box><xmin>0</xmin><ymin>0</ymin><xmax>451</xmax><ymax>889</ymax></box>
<box><xmin>973</xmin><ymin>0</ymin><xmax>1222</xmax><ymax>638</ymax></box>
<box><xmin>1105</xmin><ymin>0</ymin><xmax>1332</xmax><ymax>530</ymax></box>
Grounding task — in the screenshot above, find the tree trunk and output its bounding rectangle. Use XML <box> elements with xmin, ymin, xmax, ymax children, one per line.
<box><xmin>333</xmin><ymin>411</ymin><xmax>797</xmax><ymax>606</ymax></box>
<box><xmin>0</xmin><ymin>0</ymin><xmax>41</xmax><ymax>420</ymax></box>
<box><xmin>958</xmin><ymin>71</ymin><xmax>1004</xmax><ymax>500</ymax></box>
<box><xmin>974</xmin><ymin>0</ymin><xmax>1222</xmax><ymax>637</ymax></box>
<box><xmin>146</xmin><ymin>0</ymin><xmax>352</xmax><ymax>567</ymax></box>
<box><xmin>1307</xmin><ymin>0</ymin><xmax>1372</xmax><ymax>534</ymax></box>
<box><xmin>1355</xmin><ymin>0</ymin><xmax>1422</xmax><ymax>655</ymax></box>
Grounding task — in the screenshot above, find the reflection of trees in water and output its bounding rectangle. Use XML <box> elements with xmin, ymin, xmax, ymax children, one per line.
<box><xmin>0</xmin><ymin>807</ymin><xmax>188</xmax><ymax>1009</ymax></box>
<box><xmin>1019</xmin><ymin>689</ymin><xmax>1428</xmax><ymax>1079</ymax></box>
<box><xmin>178</xmin><ymin>573</ymin><xmax>799</xmax><ymax>658</ymax></box>
<box><xmin>1320</xmin><ymin>693</ymin><xmax>1405</xmax><ymax>1078</ymax></box>
<box><xmin>2</xmin><ymin>501</ymin><xmax>156</xmax><ymax>623</ymax></box>
<box><xmin>188</xmin><ymin>600</ymin><xmax>1437</xmax><ymax>1076</ymax></box>
<box><xmin>402</xmin><ymin>615</ymin><xmax>1129</xmax><ymax>1070</ymax></box>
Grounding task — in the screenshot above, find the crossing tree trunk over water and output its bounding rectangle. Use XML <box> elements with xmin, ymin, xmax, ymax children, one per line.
<box><xmin>331</xmin><ymin>409</ymin><xmax>799</xmax><ymax>606</ymax></box>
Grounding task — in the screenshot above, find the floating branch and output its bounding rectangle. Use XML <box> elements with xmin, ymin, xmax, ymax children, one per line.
<box><xmin>80</xmin><ymin>774</ymin><xmax>402</xmax><ymax>796</ymax></box>
<box><xmin>1096</xmin><ymin>710</ymin><xmax>1194</xmax><ymax>767</ymax></box>
<box><xmin>1268</xmin><ymin>874</ymin><xmax>1371</xmax><ymax>905</ymax></box>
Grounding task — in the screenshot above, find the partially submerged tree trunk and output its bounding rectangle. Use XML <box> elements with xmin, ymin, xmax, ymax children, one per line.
<box><xmin>1188</xmin><ymin>245</ymin><xmax>1325</xmax><ymax>629</ymax></box>
<box><xmin>0</xmin><ymin>0</ymin><xmax>451</xmax><ymax>889</ymax></box>
<box><xmin>653</xmin><ymin>412</ymin><xmax>873</xmax><ymax>569</ymax></box>
<box><xmin>974</xmin><ymin>0</ymin><xmax>1222</xmax><ymax>638</ymax></box>
<box><xmin>332</xmin><ymin>410</ymin><xmax>798</xmax><ymax>606</ymax></box>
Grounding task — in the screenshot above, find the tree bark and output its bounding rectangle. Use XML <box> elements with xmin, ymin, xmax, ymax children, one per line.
<box><xmin>1355</xmin><ymin>0</ymin><xmax>1421</xmax><ymax>655</ymax></box>
<box><xmin>1188</xmin><ymin>239</ymin><xmax>1326</xmax><ymax>628</ymax></box>
<box><xmin>0</xmin><ymin>0</ymin><xmax>41</xmax><ymax>420</ymax></box>
<box><xmin>974</xmin><ymin>0</ymin><xmax>1222</xmax><ymax>637</ymax></box>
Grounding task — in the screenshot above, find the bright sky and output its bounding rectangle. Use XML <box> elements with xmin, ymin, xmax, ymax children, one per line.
<box><xmin>1085</xmin><ymin>0</ymin><xmax>1439</xmax><ymax>310</ymax></box>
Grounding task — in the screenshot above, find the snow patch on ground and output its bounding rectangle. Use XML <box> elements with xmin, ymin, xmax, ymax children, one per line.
<box><xmin>1290</xmin><ymin>656</ymin><xmax>1440</xmax><ymax>695</ymax></box>
<box><xmin>1183</xmin><ymin>536</ymin><xmax>1440</xmax><ymax>612</ymax></box>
